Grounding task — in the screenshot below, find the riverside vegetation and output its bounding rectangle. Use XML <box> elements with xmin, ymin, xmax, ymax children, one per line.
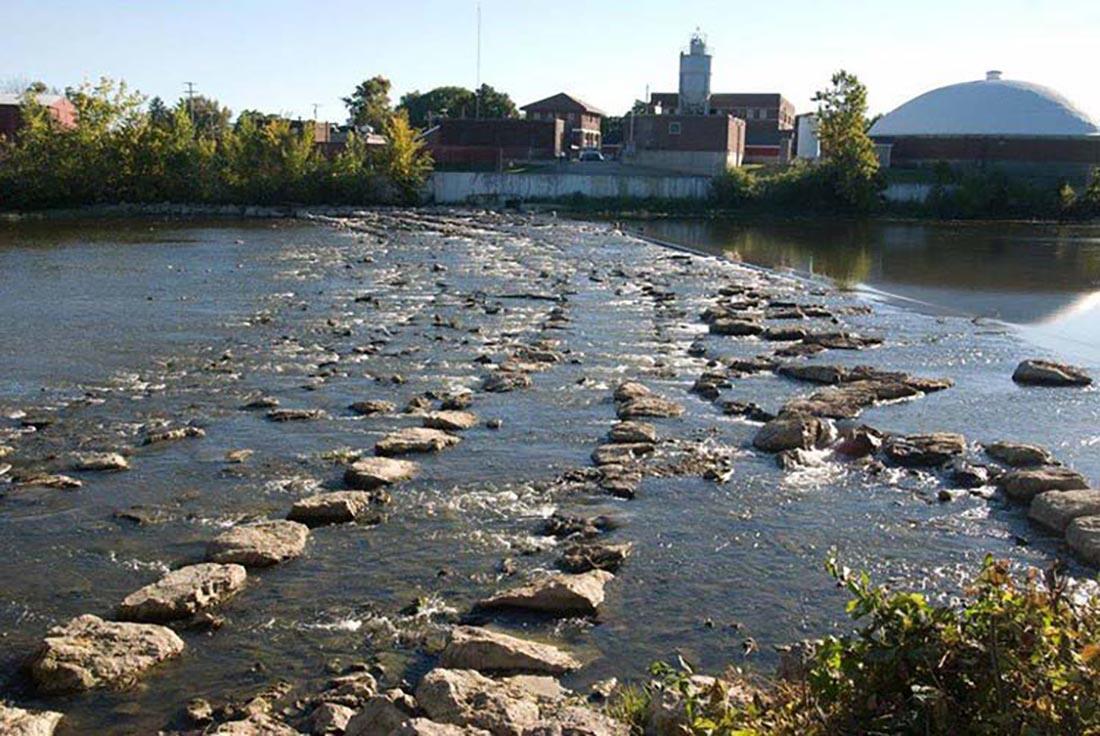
<box><xmin>0</xmin><ymin>78</ymin><xmax>433</xmax><ymax>210</ymax></box>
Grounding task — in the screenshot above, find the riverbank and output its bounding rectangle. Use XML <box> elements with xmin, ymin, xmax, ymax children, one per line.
<box><xmin>0</xmin><ymin>211</ymin><xmax>1097</xmax><ymax>734</ymax></box>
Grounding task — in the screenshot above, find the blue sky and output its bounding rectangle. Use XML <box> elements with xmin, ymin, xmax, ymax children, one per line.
<box><xmin>3</xmin><ymin>0</ymin><xmax>1098</xmax><ymax>123</ymax></box>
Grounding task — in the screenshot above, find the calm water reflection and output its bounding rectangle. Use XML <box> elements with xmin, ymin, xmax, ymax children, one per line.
<box><xmin>629</xmin><ymin>219</ymin><xmax>1100</xmax><ymax>363</ymax></box>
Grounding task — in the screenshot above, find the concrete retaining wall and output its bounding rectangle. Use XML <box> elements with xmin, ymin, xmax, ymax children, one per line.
<box><xmin>429</xmin><ymin>171</ymin><xmax>713</xmax><ymax>203</ymax></box>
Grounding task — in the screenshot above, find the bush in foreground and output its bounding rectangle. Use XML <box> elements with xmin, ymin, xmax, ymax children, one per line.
<box><xmin>612</xmin><ymin>556</ymin><xmax>1100</xmax><ymax>735</ymax></box>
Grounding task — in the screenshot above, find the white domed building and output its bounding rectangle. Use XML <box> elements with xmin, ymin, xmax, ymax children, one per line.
<box><xmin>869</xmin><ymin>71</ymin><xmax>1100</xmax><ymax>180</ymax></box>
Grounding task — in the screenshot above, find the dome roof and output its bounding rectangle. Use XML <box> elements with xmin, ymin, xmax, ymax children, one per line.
<box><xmin>870</xmin><ymin>72</ymin><xmax>1099</xmax><ymax>138</ymax></box>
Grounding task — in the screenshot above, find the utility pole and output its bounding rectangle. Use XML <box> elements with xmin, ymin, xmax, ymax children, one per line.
<box><xmin>312</xmin><ymin>102</ymin><xmax>321</xmax><ymax>121</ymax></box>
<box><xmin>184</xmin><ymin>81</ymin><xmax>196</xmax><ymax>125</ymax></box>
<box><xmin>475</xmin><ymin>1</ymin><xmax>481</xmax><ymax>119</ymax></box>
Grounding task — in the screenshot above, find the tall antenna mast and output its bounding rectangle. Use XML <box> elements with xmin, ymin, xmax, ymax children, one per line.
<box><xmin>184</xmin><ymin>81</ymin><xmax>196</xmax><ymax>125</ymax></box>
<box><xmin>475</xmin><ymin>2</ymin><xmax>482</xmax><ymax>118</ymax></box>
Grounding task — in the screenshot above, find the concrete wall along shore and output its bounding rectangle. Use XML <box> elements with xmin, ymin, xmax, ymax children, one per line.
<box><xmin>429</xmin><ymin>171</ymin><xmax>714</xmax><ymax>203</ymax></box>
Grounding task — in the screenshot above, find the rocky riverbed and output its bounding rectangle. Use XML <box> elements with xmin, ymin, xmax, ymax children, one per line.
<box><xmin>0</xmin><ymin>210</ymin><xmax>1097</xmax><ymax>734</ymax></box>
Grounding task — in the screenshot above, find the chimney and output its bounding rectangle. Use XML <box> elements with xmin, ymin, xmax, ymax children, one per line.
<box><xmin>986</xmin><ymin>70</ymin><xmax>1003</xmax><ymax>81</ymax></box>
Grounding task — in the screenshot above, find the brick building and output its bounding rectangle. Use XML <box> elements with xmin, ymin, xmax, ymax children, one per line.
<box><xmin>649</xmin><ymin>92</ymin><xmax>794</xmax><ymax>164</ymax></box>
<box><xmin>520</xmin><ymin>93</ymin><xmax>604</xmax><ymax>153</ymax></box>
<box><xmin>0</xmin><ymin>93</ymin><xmax>77</xmax><ymax>139</ymax></box>
<box><xmin>624</xmin><ymin>114</ymin><xmax>745</xmax><ymax>175</ymax></box>
<box><xmin>422</xmin><ymin>118</ymin><xmax>564</xmax><ymax>169</ymax></box>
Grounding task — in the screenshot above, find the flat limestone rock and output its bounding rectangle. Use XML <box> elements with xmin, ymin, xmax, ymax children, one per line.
<box><xmin>1028</xmin><ymin>489</ymin><xmax>1100</xmax><ymax>533</ymax></box>
<box><xmin>985</xmin><ymin>441</ymin><xmax>1055</xmax><ymax>467</ymax></box>
<box><xmin>997</xmin><ymin>466</ymin><xmax>1090</xmax><ymax>503</ymax></box>
<box><xmin>349</xmin><ymin>400</ymin><xmax>396</xmax><ymax>415</ymax></box>
<box><xmin>608</xmin><ymin>420</ymin><xmax>658</xmax><ymax>444</ymax></box>
<box><xmin>207</xmin><ymin>520</ymin><xmax>309</xmax><ymax>567</ymax></box>
<box><xmin>477</xmin><ymin>570</ymin><xmax>614</xmax><ymax>616</ymax></box>
<box><xmin>1066</xmin><ymin>516</ymin><xmax>1100</xmax><ymax>566</ymax></box>
<box><xmin>440</xmin><ymin>626</ymin><xmax>580</xmax><ymax>675</ymax></box>
<box><xmin>288</xmin><ymin>491</ymin><xmax>384</xmax><ymax>526</ymax></box>
<box><xmin>423</xmin><ymin>411</ymin><xmax>479</xmax><ymax>431</ymax></box>
<box><xmin>616</xmin><ymin>396</ymin><xmax>683</xmax><ymax>420</ymax></box>
<box><xmin>1012</xmin><ymin>359</ymin><xmax>1092</xmax><ymax>387</ymax></box>
<box><xmin>376</xmin><ymin>427</ymin><xmax>461</xmax><ymax>456</ymax></box>
<box><xmin>415</xmin><ymin>668</ymin><xmax>541</xmax><ymax>736</ymax></box>
<box><xmin>0</xmin><ymin>704</ymin><xmax>64</xmax><ymax>736</ymax></box>
<box><xmin>883</xmin><ymin>433</ymin><xmax>966</xmax><ymax>467</ymax></box>
<box><xmin>344</xmin><ymin>457</ymin><xmax>419</xmax><ymax>489</ymax></box>
<box><xmin>117</xmin><ymin>563</ymin><xmax>246</xmax><ymax>622</ymax></box>
<box><xmin>70</xmin><ymin>451</ymin><xmax>130</xmax><ymax>472</ymax></box>
<box><xmin>29</xmin><ymin>614</ymin><xmax>184</xmax><ymax>694</ymax></box>
<box><xmin>708</xmin><ymin>318</ymin><xmax>763</xmax><ymax>336</ymax></box>
<box><xmin>612</xmin><ymin>381</ymin><xmax>652</xmax><ymax>402</ymax></box>
<box><xmin>591</xmin><ymin>442</ymin><xmax>653</xmax><ymax>466</ymax></box>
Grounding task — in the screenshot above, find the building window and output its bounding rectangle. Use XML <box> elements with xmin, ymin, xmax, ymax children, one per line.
<box><xmin>669</xmin><ymin>122</ymin><xmax>681</xmax><ymax>135</ymax></box>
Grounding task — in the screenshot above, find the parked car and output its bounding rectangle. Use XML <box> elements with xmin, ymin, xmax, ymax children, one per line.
<box><xmin>578</xmin><ymin>148</ymin><xmax>605</xmax><ymax>162</ymax></box>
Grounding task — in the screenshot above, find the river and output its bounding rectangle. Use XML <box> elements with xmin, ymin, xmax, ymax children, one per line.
<box><xmin>0</xmin><ymin>212</ymin><xmax>1097</xmax><ymax>734</ymax></box>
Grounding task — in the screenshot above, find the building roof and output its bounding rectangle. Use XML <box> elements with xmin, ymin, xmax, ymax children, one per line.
<box><xmin>650</xmin><ymin>92</ymin><xmax>792</xmax><ymax>110</ymax></box>
<box><xmin>521</xmin><ymin>92</ymin><xmax>605</xmax><ymax>117</ymax></box>
<box><xmin>0</xmin><ymin>92</ymin><xmax>67</xmax><ymax>107</ymax></box>
<box><xmin>870</xmin><ymin>72</ymin><xmax>1100</xmax><ymax>138</ymax></box>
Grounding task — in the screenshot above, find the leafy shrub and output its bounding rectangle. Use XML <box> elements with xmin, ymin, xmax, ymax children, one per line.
<box><xmin>628</xmin><ymin>556</ymin><xmax>1100</xmax><ymax>735</ymax></box>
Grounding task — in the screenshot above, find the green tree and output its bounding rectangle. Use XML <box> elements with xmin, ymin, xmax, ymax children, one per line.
<box><xmin>398</xmin><ymin>86</ymin><xmax>477</xmax><ymax>128</ymax></box>
<box><xmin>379</xmin><ymin>110</ymin><xmax>432</xmax><ymax>203</ymax></box>
<box><xmin>343</xmin><ymin>76</ymin><xmax>392</xmax><ymax>131</ymax></box>
<box><xmin>601</xmin><ymin>100</ymin><xmax>647</xmax><ymax>145</ymax></box>
<box><xmin>179</xmin><ymin>94</ymin><xmax>231</xmax><ymax>139</ymax></box>
<box><xmin>472</xmin><ymin>84</ymin><xmax>517</xmax><ymax>120</ymax></box>
<box><xmin>813</xmin><ymin>70</ymin><xmax>882</xmax><ymax>211</ymax></box>
<box><xmin>147</xmin><ymin>96</ymin><xmax>172</xmax><ymax>128</ymax></box>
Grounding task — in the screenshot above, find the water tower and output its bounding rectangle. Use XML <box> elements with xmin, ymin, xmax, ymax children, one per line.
<box><xmin>678</xmin><ymin>30</ymin><xmax>711</xmax><ymax>114</ymax></box>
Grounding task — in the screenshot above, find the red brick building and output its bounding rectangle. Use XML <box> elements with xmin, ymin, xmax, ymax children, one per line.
<box><xmin>422</xmin><ymin>118</ymin><xmax>564</xmax><ymax>169</ymax></box>
<box><xmin>624</xmin><ymin>114</ymin><xmax>745</xmax><ymax>175</ymax></box>
<box><xmin>649</xmin><ymin>92</ymin><xmax>795</xmax><ymax>164</ymax></box>
<box><xmin>520</xmin><ymin>93</ymin><xmax>604</xmax><ymax>153</ymax></box>
<box><xmin>0</xmin><ymin>93</ymin><xmax>77</xmax><ymax>139</ymax></box>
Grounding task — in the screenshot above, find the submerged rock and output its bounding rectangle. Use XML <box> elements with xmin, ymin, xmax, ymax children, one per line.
<box><xmin>288</xmin><ymin>491</ymin><xmax>385</xmax><ymax>526</ymax></box>
<box><xmin>29</xmin><ymin>614</ymin><xmax>184</xmax><ymax>694</ymax></box>
<box><xmin>14</xmin><ymin>473</ymin><xmax>82</xmax><ymax>489</ymax></box>
<box><xmin>376</xmin><ymin>427</ymin><xmax>461</xmax><ymax>456</ymax></box>
<box><xmin>349</xmin><ymin>399</ymin><xmax>397</xmax><ymax>416</ymax></box>
<box><xmin>143</xmin><ymin>426</ymin><xmax>205</xmax><ymax>445</ymax></box>
<box><xmin>708</xmin><ymin>319</ymin><xmax>763</xmax><ymax>336</ymax></box>
<box><xmin>207</xmin><ymin>520</ymin><xmax>310</xmax><ymax>567</ymax></box>
<box><xmin>477</xmin><ymin>570</ymin><xmax>613</xmax><ymax>616</ymax></box>
<box><xmin>1028</xmin><ymin>489</ymin><xmax>1100</xmax><ymax>533</ymax></box>
<box><xmin>267</xmin><ymin>408</ymin><xmax>326</xmax><ymax>422</ymax></box>
<box><xmin>0</xmin><ymin>704</ymin><xmax>63</xmax><ymax>735</ymax></box>
<box><xmin>345</xmin><ymin>457</ymin><xmax>419</xmax><ymax>489</ymax></box>
<box><xmin>441</xmin><ymin>626</ymin><xmax>580</xmax><ymax>675</ymax></box>
<box><xmin>590</xmin><ymin>442</ymin><xmax>653</xmax><ymax>466</ymax></box>
<box><xmin>883</xmin><ymin>433</ymin><xmax>966</xmax><ymax>467</ymax></box>
<box><xmin>117</xmin><ymin>563</ymin><xmax>246</xmax><ymax>622</ymax></box>
<box><xmin>559</xmin><ymin>541</ymin><xmax>632</xmax><ymax>574</ymax></box>
<box><xmin>997</xmin><ymin>466</ymin><xmax>1090</xmax><ymax>503</ymax></box>
<box><xmin>1012</xmin><ymin>359</ymin><xmax>1092</xmax><ymax>387</ymax></box>
<box><xmin>482</xmin><ymin>373</ymin><xmax>531</xmax><ymax>393</ymax></box>
<box><xmin>985</xmin><ymin>441</ymin><xmax>1055</xmax><ymax>467</ymax></box>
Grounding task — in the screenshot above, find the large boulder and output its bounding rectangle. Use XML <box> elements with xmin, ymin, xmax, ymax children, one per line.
<box><xmin>607</xmin><ymin>420</ymin><xmax>658</xmax><ymax>444</ymax></box>
<box><xmin>415</xmin><ymin>668</ymin><xmax>541</xmax><ymax>736</ymax></box>
<box><xmin>985</xmin><ymin>441</ymin><xmax>1055</xmax><ymax>467</ymax></box>
<box><xmin>0</xmin><ymin>704</ymin><xmax>63</xmax><ymax>736</ymax></box>
<box><xmin>29</xmin><ymin>614</ymin><xmax>184</xmax><ymax>694</ymax></box>
<box><xmin>997</xmin><ymin>466</ymin><xmax>1090</xmax><ymax>503</ymax></box>
<box><xmin>308</xmin><ymin>702</ymin><xmax>356</xmax><ymax>735</ymax></box>
<box><xmin>883</xmin><ymin>433</ymin><xmax>966</xmax><ymax>467</ymax></box>
<box><xmin>345</xmin><ymin>689</ymin><xmax>419</xmax><ymax>736</ymax></box>
<box><xmin>1012</xmin><ymin>359</ymin><xmax>1092</xmax><ymax>387</ymax></box>
<box><xmin>477</xmin><ymin>571</ymin><xmax>613</xmax><ymax>616</ymax></box>
<box><xmin>376</xmin><ymin>428</ymin><xmax>461</xmax><ymax>456</ymax></box>
<box><xmin>440</xmin><ymin>626</ymin><xmax>580</xmax><ymax>675</ymax></box>
<box><xmin>752</xmin><ymin>414</ymin><xmax>833</xmax><ymax>453</ymax></box>
<box><xmin>207</xmin><ymin>520</ymin><xmax>309</xmax><ymax>567</ymax></box>
<box><xmin>616</xmin><ymin>396</ymin><xmax>684</xmax><ymax>420</ymax></box>
<box><xmin>1066</xmin><ymin>516</ymin><xmax>1100</xmax><ymax>566</ymax></box>
<box><xmin>345</xmin><ymin>457</ymin><xmax>419</xmax><ymax>489</ymax></box>
<box><xmin>423</xmin><ymin>411</ymin><xmax>479</xmax><ymax>431</ymax></box>
<box><xmin>117</xmin><ymin>563</ymin><xmax>246</xmax><ymax>622</ymax></box>
<box><xmin>1028</xmin><ymin>489</ymin><xmax>1100</xmax><ymax>533</ymax></box>
<box><xmin>288</xmin><ymin>491</ymin><xmax>384</xmax><ymax>526</ymax></box>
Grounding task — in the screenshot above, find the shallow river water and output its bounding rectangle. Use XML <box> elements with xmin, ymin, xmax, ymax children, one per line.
<box><xmin>0</xmin><ymin>212</ymin><xmax>1098</xmax><ymax>734</ymax></box>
